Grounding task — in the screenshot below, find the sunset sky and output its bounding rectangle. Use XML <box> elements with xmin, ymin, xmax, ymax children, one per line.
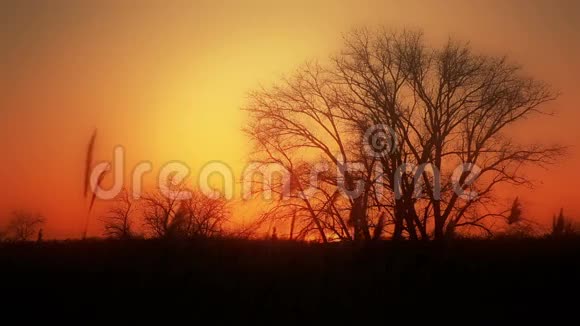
<box><xmin>1</xmin><ymin>0</ymin><xmax>579</xmax><ymax>238</ymax></box>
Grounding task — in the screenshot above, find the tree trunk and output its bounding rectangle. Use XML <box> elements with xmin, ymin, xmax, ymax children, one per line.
<box><xmin>433</xmin><ymin>203</ymin><xmax>445</xmax><ymax>240</ymax></box>
<box><xmin>392</xmin><ymin>200</ymin><xmax>405</xmax><ymax>240</ymax></box>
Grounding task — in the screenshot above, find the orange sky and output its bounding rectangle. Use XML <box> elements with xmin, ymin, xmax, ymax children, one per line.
<box><xmin>1</xmin><ymin>0</ymin><xmax>579</xmax><ymax>238</ymax></box>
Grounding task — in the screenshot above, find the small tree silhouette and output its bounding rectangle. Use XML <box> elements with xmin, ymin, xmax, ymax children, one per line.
<box><xmin>496</xmin><ymin>197</ymin><xmax>543</xmax><ymax>238</ymax></box>
<box><xmin>507</xmin><ymin>197</ymin><xmax>523</xmax><ymax>225</ymax></box>
<box><xmin>143</xmin><ymin>187</ymin><xmax>229</xmax><ymax>239</ymax></box>
<box><xmin>177</xmin><ymin>192</ymin><xmax>229</xmax><ymax>238</ymax></box>
<box><xmin>271</xmin><ymin>227</ymin><xmax>278</xmax><ymax>240</ymax></box>
<box><xmin>99</xmin><ymin>188</ymin><xmax>134</xmax><ymax>240</ymax></box>
<box><xmin>142</xmin><ymin>188</ymin><xmax>183</xmax><ymax>239</ymax></box>
<box><xmin>552</xmin><ymin>208</ymin><xmax>574</xmax><ymax>237</ymax></box>
<box><xmin>7</xmin><ymin>211</ymin><xmax>46</xmax><ymax>241</ymax></box>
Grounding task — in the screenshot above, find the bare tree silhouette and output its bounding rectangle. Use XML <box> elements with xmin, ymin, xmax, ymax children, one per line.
<box><xmin>99</xmin><ymin>188</ymin><xmax>134</xmax><ymax>240</ymax></box>
<box><xmin>142</xmin><ymin>187</ymin><xmax>229</xmax><ymax>239</ymax></box>
<box><xmin>142</xmin><ymin>188</ymin><xmax>184</xmax><ymax>239</ymax></box>
<box><xmin>176</xmin><ymin>192</ymin><xmax>229</xmax><ymax>238</ymax></box>
<box><xmin>7</xmin><ymin>211</ymin><xmax>46</xmax><ymax>241</ymax></box>
<box><xmin>245</xmin><ymin>27</ymin><xmax>563</xmax><ymax>241</ymax></box>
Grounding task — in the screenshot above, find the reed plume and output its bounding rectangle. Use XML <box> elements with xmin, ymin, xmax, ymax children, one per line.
<box><xmin>82</xmin><ymin>128</ymin><xmax>106</xmax><ymax>239</ymax></box>
<box><xmin>84</xmin><ymin>129</ymin><xmax>97</xmax><ymax>198</ymax></box>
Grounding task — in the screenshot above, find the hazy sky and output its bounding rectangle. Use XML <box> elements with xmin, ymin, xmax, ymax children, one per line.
<box><xmin>1</xmin><ymin>0</ymin><xmax>579</xmax><ymax>238</ymax></box>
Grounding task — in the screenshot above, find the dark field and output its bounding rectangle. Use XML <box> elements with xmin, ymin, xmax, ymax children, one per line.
<box><xmin>1</xmin><ymin>239</ymin><xmax>579</xmax><ymax>322</ymax></box>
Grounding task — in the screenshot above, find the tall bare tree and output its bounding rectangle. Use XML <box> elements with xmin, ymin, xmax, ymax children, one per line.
<box><xmin>245</xmin><ymin>27</ymin><xmax>562</xmax><ymax>240</ymax></box>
